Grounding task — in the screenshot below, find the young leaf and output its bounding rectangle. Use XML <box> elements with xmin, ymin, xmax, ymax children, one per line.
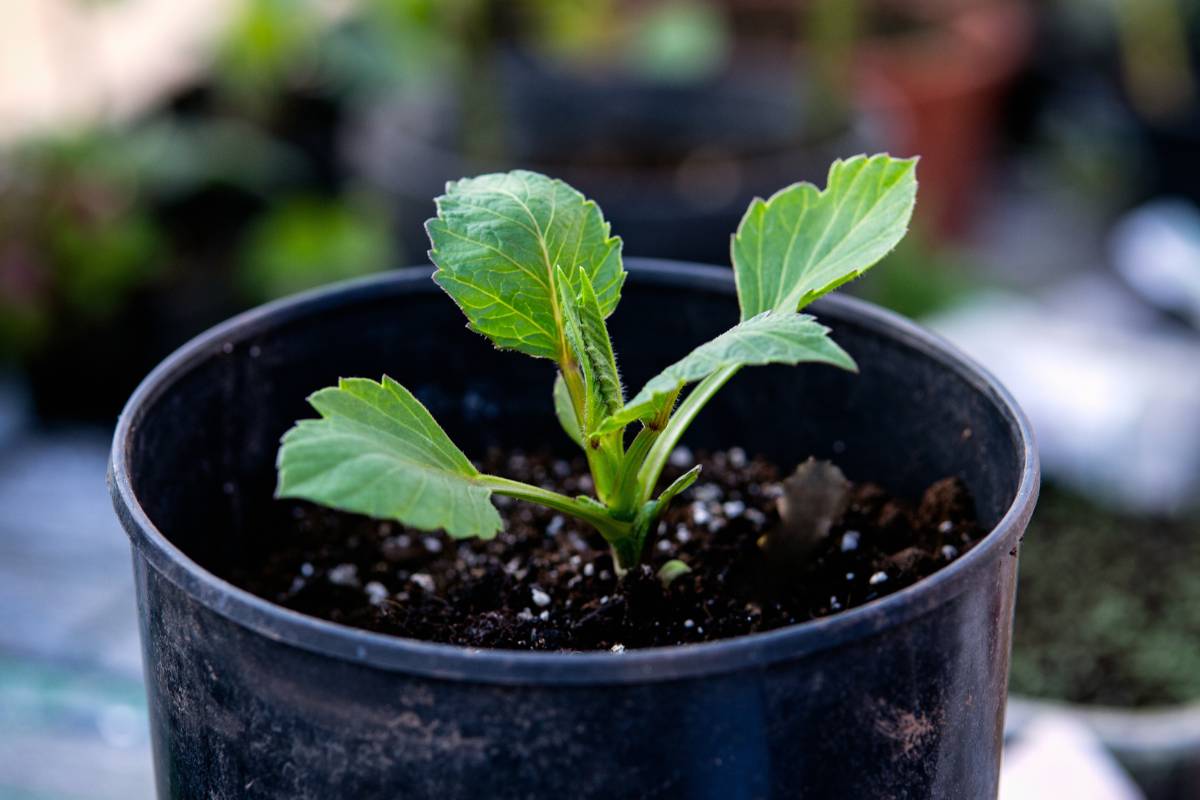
<box><xmin>575</xmin><ymin>267</ymin><xmax>624</xmax><ymax>417</ymax></box>
<box><xmin>555</xmin><ymin>265</ymin><xmax>606</xmax><ymax>431</ymax></box>
<box><xmin>426</xmin><ymin>170</ymin><xmax>625</xmax><ymax>360</ymax></box>
<box><xmin>554</xmin><ymin>264</ymin><xmax>626</xmax><ymax>431</ymax></box>
<box><xmin>656</xmin><ymin>559</ymin><xmax>693</xmax><ymax>588</ymax></box>
<box><xmin>619</xmin><ymin>464</ymin><xmax>703</xmax><ymax>573</ymax></box>
<box><xmin>595</xmin><ymin>311</ymin><xmax>856</xmax><ymax>433</ymax></box>
<box><xmin>733</xmin><ymin>154</ymin><xmax>917</xmax><ymax>320</ymax></box>
<box><xmin>276</xmin><ymin>377</ymin><xmax>503</xmax><ymax>539</ymax></box>
<box><xmin>654</xmin><ymin>464</ymin><xmax>702</xmax><ymax>507</ymax></box>
<box><xmin>553</xmin><ymin>372</ymin><xmax>584</xmax><ymax>448</ymax></box>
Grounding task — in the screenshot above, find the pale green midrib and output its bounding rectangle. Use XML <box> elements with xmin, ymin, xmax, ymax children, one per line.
<box><xmin>435</xmin><ymin>270</ymin><xmax>558</xmax><ymax>355</ymax></box>
<box><xmin>434</xmin><ymin>175</ymin><xmax>624</xmax><ymax>353</ymax></box>
<box><xmin>443</xmin><ymin>198</ymin><xmax>543</xmax><ymax>241</ymax></box>
<box><xmin>293</xmin><ymin>419</ymin><xmax>455</xmax><ymax>475</ymax></box>
<box><xmin>492</xmin><ymin>180</ymin><xmax>555</xmax><ymax>277</ymax></box>
<box><xmin>601</xmin><ymin>313</ymin><xmax>837</xmax><ymax>427</ymax></box>
<box><xmin>632</xmin><ymin>323</ymin><xmax>832</xmax><ymax>400</ymax></box>
<box><xmin>459</xmin><ymin>175</ymin><xmax>614</xmax><ymax>364</ymax></box>
<box><xmin>551</xmin><ymin>193</ymin><xmax>578</xmax><ymax>270</ymax></box>
<box><xmin>318</xmin><ymin>387</ymin><xmax>474</xmax><ymax>471</ymax></box>
<box><xmin>279</xmin><ymin>450</ymin><xmax>492</xmax><ymax>535</ymax></box>
<box><xmin>279</xmin><ymin>434</ymin><xmax>482</xmax><ymax>493</ymax></box>
<box><xmin>432</xmin><ymin>222</ymin><xmax>550</xmax><ymax>295</ymax></box>
<box><xmin>325</xmin><ymin>458</ymin><xmax>417</xmax><ymax>510</ymax></box>
<box><xmin>278</xmin><ymin>449</ymin><xmax>487</xmax><ymax>507</ymax></box>
<box><xmin>467</xmin><ymin>176</ymin><xmax>620</xmax><ymax>311</ymax></box>
<box><xmin>286</xmin><ymin>418</ymin><xmax>476</xmax><ymax>478</ymax></box>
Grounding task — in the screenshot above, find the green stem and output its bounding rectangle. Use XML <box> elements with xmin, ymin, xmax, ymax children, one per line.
<box><xmin>609</xmin><ymin>536</ymin><xmax>642</xmax><ymax>577</ymax></box>
<box><xmin>589</xmin><ymin>432</ymin><xmax>625</xmax><ymax>507</ymax></box>
<box><xmin>480</xmin><ymin>475</ymin><xmax>631</xmax><ymax>542</ymax></box>
<box><xmin>637</xmin><ymin>364</ymin><xmax>742</xmax><ymax>505</ymax></box>
<box><xmin>608</xmin><ymin>385</ymin><xmax>680</xmax><ymax>516</ymax></box>
<box><xmin>651</xmin><ymin>386</ymin><xmax>682</xmax><ymax>431</ymax></box>
<box><xmin>610</xmin><ymin>425</ymin><xmax>659</xmax><ymax>517</ymax></box>
<box><xmin>560</xmin><ymin>361</ymin><xmax>617</xmax><ymax>501</ymax></box>
<box><xmin>560</xmin><ymin>362</ymin><xmax>588</xmax><ymax>425</ymax></box>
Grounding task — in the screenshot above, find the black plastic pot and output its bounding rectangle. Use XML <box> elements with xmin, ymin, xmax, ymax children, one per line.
<box><xmin>110</xmin><ymin>260</ymin><xmax>1038</xmax><ymax>799</ymax></box>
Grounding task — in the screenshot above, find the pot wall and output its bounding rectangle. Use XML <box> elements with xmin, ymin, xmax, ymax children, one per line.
<box><xmin>111</xmin><ymin>261</ymin><xmax>1038</xmax><ymax>799</ymax></box>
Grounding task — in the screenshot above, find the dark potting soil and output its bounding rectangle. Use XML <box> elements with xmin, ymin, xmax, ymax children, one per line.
<box><xmin>228</xmin><ymin>449</ymin><xmax>981</xmax><ymax>651</ymax></box>
<box><xmin>1010</xmin><ymin>486</ymin><xmax>1200</xmax><ymax>708</ymax></box>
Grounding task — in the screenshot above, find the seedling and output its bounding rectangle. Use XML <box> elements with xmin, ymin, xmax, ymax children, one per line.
<box><xmin>276</xmin><ymin>154</ymin><xmax>917</xmax><ymax>573</ymax></box>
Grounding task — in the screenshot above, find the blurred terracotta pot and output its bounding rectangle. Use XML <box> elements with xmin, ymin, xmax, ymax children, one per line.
<box><xmin>855</xmin><ymin>1</ymin><xmax>1032</xmax><ymax>238</ymax></box>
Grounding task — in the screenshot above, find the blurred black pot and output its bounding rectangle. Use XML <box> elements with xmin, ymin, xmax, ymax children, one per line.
<box><xmin>349</xmin><ymin>52</ymin><xmax>869</xmax><ymax>265</ymax></box>
<box><xmin>1142</xmin><ymin>115</ymin><xmax>1200</xmax><ymax>207</ymax></box>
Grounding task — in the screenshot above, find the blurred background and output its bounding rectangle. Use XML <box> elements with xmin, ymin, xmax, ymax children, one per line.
<box><xmin>1</xmin><ymin>0</ymin><xmax>1199</xmax><ymax>798</ymax></box>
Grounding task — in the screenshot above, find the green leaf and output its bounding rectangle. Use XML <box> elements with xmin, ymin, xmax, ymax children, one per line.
<box><xmin>276</xmin><ymin>376</ymin><xmax>502</xmax><ymax>539</ymax></box>
<box><xmin>426</xmin><ymin>170</ymin><xmax>625</xmax><ymax>360</ymax></box>
<box><xmin>555</xmin><ymin>265</ymin><xmax>606</xmax><ymax>431</ymax></box>
<box><xmin>575</xmin><ymin>267</ymin><xmax>623</xmax><ymax>416</ymax></box>
<box><xmin>655</xmin><ymin>464</ymin><xmax>702</xmax><ymax>506</ymax></box>
<box><xmin>238</xmin><ymin>195</ymin><xmax>392</xmax><ymax>302</ymax></box>
<box><xmin>656</xmin><ymin>559</ymin><xmax>693</xmax><ymax>588</ymax></box>
<box><xmin>554</xmin><ymin>265</ymin><xmax>624</xmax><ymax>435</ymax></box>
<box><xmin>553</xmin><ymin>372</ymin><xmax>584</xmax><ymax>448</ymax></box>
<box><xmin>624</xmin><ymin>464</ymin><xmax>703</xmax><ymax>572</ymax></box>
<box><xmin>597</xmin><ymin>311</ymin><xmax>856</xmax><ymax>433</ymax></box>
<box><xmin>732</xmin><ymin>154</ymin><xmax>917</xmax><ymax>320</ymax></box>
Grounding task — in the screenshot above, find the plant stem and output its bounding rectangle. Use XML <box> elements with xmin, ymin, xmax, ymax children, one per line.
<box><xmin>560</xmin><ymin>361</ymin><xmax>617</xmax><ymax>501</ymax></box>
<box><xmin>609</xmin><ymin>536</ymin><xmax>642</xmax><ymax>577</ymax></box>
<box><xmin>560</xmin><ymin>362</ymin><xmax>588</xmax><ymax>425</ymax></box>
<box><xmin>637</xmin><ymin>364</ymin><xmax>742</xmax><ymax>505</ymax></box>
<box><xmin>480</xmin><ymin>475</ymin><xmax>631</xmax><ymax>542</ymax></box>
<box><xmin>610</xmin><ymin>425</ymin><xmax>659</xmax><ymax>516</ymax></box>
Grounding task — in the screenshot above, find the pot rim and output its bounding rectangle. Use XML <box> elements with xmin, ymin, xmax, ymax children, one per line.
<box><xmin>109</xmin><ymin>259</ymin><xmax>1039</xmax><ymax>686</ymax></box>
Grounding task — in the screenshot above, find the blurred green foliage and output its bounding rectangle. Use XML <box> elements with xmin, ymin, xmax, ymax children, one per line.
<box><xmin>519</xmin><ymin>0</ymin><xmax>729</xmax><ymax>81</ymax></box>
<box><xmin>4</xmin><ymin>0</ymin><xmax>1176</xmax><ymax>412</ymax></box>
<box><xmin>217</xmin><ymin>0</ymin><xmax>328</xmax><ymax>98</ymax></box>
<box><xmin>1010</xmin><ymin>486</ymin><xmax>1200</xmax><ymax>707</ymax></box>
<box><xmin>0</xmin><ymin>131</ymin><xmax>165</xmax><ymax>357</ymax></box>
<box><xmin>215</xmin><ymin>0</ymin><xmax>488</xmax><ymax>104</ymax></box>
<box><xmin>0</xmin><ymin>0</ymin><xmax>440</xmax><ymax>364</ymax></box>
<box><xmin>238</xmin><ymin>195</ymin><xmax>393</xmax><ymax>301</ymax></box>
<box><xmin>0</xmin><ymin>119</ymin><xmax>309</xmax><ymax>356</ymax></box>
<box><xmin>0</xmin><ymin>0</ymin><xmax>746</xmax><ymax>369</ymax></box>
<box><xmin>626</xmin><ymin>2</ymin><xmax>728</xmax><ymax>82</ymax></box>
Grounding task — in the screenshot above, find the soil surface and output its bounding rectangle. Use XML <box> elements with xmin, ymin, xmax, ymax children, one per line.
<box><xmin>229</xmin><ymin>448</ymin><xmax>981</xmax><ymax>651</ymax></box>
<box><xmin>1010</xmin><ymin>486</ymin><xmax>1200</xmax><ymax>707</ymax></box>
